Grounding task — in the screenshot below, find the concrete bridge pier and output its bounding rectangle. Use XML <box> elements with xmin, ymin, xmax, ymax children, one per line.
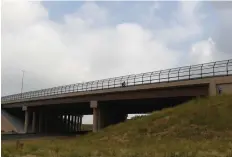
<box><xmin>68</xmin><ymin>114</ymin><xmax>71</xmax><ymax>132</ymax></box>
<box><xmin>38</xmin><ymin>111</ymin><xmax>43</xmax><ymax>133</ymax></box>
<box><xmin>72</xmin><ymin>115</ymin><xmax>75</xmax><ymax>132</ymax></box>
<box><xmin>90</xmin><ymin>101</ymin><xmax>127</xmax><ymax>132</ymax></box>
<box><xmin>78</xmin><ymin>115</ymin><xmax>82</xmax><ymax>131</ymax></box>
<box><xmin>66</xmin><ymin>115</ymin><xmax>70</xmax><ymax>133</ymax></box>
<box><xmin>21</xmin><ymin>108</ymin><xmax>84</xmax><ymax>134</ymax></box>
<box><xmin>209</xmin><ymin>81</ymin><xmax>217</xmax><ymax>96</ymax></box>
<box><xmin>63</xmin><ymin>115</ymin><xmax>67</xmax><ymax>133</ymax></box>
<box><xmin>75</xmin><ymin>116</ymin><xmax>78</xmax><ymax>131</ymax></box>
<box><xmin>22</xmin><ymin>107</ymin><xmax>39</xmax><ymax>134</ymax></box>
<box><xmin>32</xmin><ymin>111</ymin><xmax>36</xmax><ymax>133</ymax></box>
<box><xmin>23</xmin><ymin>106</ymin><xmax>29</xmax><ymax>133</ymax></box>
<box><xmin>69</xmin><ymin>115</ymin><xmax>73</xmax><ymax>132</ymax></box>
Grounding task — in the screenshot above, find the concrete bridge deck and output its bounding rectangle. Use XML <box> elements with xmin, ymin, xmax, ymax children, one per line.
<box><xmin>1</xmin><ymin>59</ymin><xmax>232</xmax><ymax>133</ymax></box>
<box><xmin>2</xmin><ymin>75</ymin><xmax>232</xmax><ymax>108</ymax></box>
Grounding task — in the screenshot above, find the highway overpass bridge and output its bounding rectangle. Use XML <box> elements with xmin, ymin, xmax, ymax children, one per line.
<box><xmin>2</xmin><ymin>59</ymin><xmax>232</xmax><ymax>133</ymax></box>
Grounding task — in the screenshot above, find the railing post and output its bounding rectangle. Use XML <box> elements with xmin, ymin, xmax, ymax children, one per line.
<box><xmin>127</xmin><ymin>75</ymin><xmax>131</xmax><ymax>86</ymax></box>
<box><xmin>68</xmin><ymin>85</ymin><xmax>72</xmax><ymax>93</ymax></box>
<box><xmin>120</xmin><ymin>76</ymin><xmax>124</xmax><ymax>87</ymax></box>
<box><xmin>189</xmin><ymin>66</ymin><xmax>191</xmax><ymax>80</ymax></box>
<box><xmin>108</xmin><ymin>79</ymin><xmax>111</xmax><ymax>89</ymax></box>
<box><xmin>150</xmin><ymin>72</ymin><xmax>153</xmax><ymax>83</ymax></box>
<box><xmin>86</xmin><ymin>82</ymin><xmax>89</xmax><ymax>91</ymax></box>
<box><xmin>142</xmin><ymin>73</ymin><xmax>145</xmax><ymax>84</ymax></box>
<box><xmin>113</xmin><ymin>78</ymin><xmax>116</xmax><ymax>88</ymax></box>
<box><xmin>96</xmin><ymin>80</ymin><xmax>99</xmax><ymax>90</ymax></box>
<box><xmin>226</xmin><ymin>60</ymin><xmax>230</xmax><ymax>76</ymax></box>
<box><xmin>159</xmin><ymin>71</ymin><xmax>161</xmax><ymax>83</ymax></box>
<box><xmin>81</xmin><ymin>83</ymin><xmax>84</xmax><ymax>91</ymax></box>
<box><xmin>91</xmin><ymin>81</ymin><xmax>95</xmax><ymax>91</ymax></box>
<box><xmin>51</xmin><ymin>88</ymin><xmax>53</xmax><ymax>95</ymax></box>
<box><xmin>47</xmin><ymin>88</ymin><xmax>50</xmax><ymax>95</ymax></box>
<box><xmin>40</xmin><ymin>90</ymin><xmax>43</xmax><ymax>97</ymax></box>
<box><xmin>178</xmin><ymin>68</ymin><xmax>181</xmax><ymax>80</ymax></box>
<box><xmin>46</xmin><ymin>88</ymin><xmax>50</xmax><ymax>96</ymax></box>
<box><xmin>87</xmin><ymin>82</ymin><xmax>90</xmax><ymax>91</ymax></box>
<box><xmin>61</xmin><ymin>86</ymin><xmax>64</xmax><ymax>94</ymax></box>
<box><xmin>102</xmin><ymin>80</ymin><xmax>104</xmax><ymax>90</ymax></box>
<box><xmin>168</xmin><ymin>69</ymin><xmax>171</xmax><ymax>82</ymax></box>
<box><xmin>213</xmin><ymin>62</ymin><xmax>216</xmax><ymax>76</ymax></box>
<box><xmin>77</xmin><ymin>83</ymin><xmax>81</xmax><ymax>92</ymax></box>
<box><xmin>73</xmin><ymin>84</ymin><xmax>76</xmax><ymax>92</ymax></box>
<box><xmin>201</xmin><ymin>64</ymin><xmax>203</xmax><ymax>78</ymax></box>
<box><xmin>134</xmin><ymin>75</ymin><xmax>136</xmax><ymax>85</ymax></box>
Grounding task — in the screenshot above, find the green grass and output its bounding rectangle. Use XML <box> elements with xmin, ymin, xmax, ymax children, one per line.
<box><xmin>2</xmin><ymin>95</ymin><xmax>232</xmax><ymax>157</ymax></box>
<box><xmin>81</xmin><ymin>124</ymin><xmax>92</xmax><ymax>131</ymax></box>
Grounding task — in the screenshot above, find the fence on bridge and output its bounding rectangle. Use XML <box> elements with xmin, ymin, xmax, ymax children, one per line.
<box><xmin>2</xmin><ymin>59</ymin><xmax>232</xmax><ymax>103</ymax></box>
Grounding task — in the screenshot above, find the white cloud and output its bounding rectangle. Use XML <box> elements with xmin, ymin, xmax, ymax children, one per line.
<box><xmin>210</xmin><ymin>3</ymin><xmax>232</xmax><ymax>55</ymax></box>
<box><xmin>189</xmin><ymin>38</ymin><xmax>217</xmax><ymax>64</ymax></box>
<box><xmin>153</xmin><ymin>1</ymin><xmax>203</xmax><ymax>44</ymax></box>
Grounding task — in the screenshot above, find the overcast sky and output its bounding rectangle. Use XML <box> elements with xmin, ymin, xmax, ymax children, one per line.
<box><xmin>2</xmin><ymin>1</ymin><xmax>232</xmax><ymax>123</ymax></box>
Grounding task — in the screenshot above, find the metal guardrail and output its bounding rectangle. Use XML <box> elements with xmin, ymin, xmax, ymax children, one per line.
<box><xmin>2</xmin><ymin>59</ymin><xmax>232</xmax><ymax>103</ymax></box>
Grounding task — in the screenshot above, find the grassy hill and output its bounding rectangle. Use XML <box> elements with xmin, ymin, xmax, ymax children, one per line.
<box><xmin>2</xmin><ymin>95</ymin><xmax>232</xmax><ymax>157</ymax></box>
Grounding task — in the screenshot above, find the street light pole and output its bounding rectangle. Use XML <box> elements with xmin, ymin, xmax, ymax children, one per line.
<box><xmin>21</xmin><ymin>70</ymin><xmax>25</xmax><ymax>96</ymax></box>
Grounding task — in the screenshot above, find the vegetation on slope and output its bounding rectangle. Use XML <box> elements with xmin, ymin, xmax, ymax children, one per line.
<box><xmin>2</xmin><ymin>95</ymin><xmax>232</xmax><ymax>157</ymax></box>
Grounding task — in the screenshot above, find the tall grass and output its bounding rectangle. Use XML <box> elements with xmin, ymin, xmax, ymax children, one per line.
<box><xmin>2</xmin><ymin>95</ymin><xmax>232</xmax><ymax>157</ymax></box>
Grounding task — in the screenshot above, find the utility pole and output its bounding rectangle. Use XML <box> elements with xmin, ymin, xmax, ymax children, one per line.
<box><xmin>21</xmin><ymin>70</ymin><xmax>25</xmax><ymax>97</ymax></box>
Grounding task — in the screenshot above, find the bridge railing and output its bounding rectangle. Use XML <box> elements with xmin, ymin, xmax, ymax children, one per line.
<box><xmin>2</xmin><ymin>59</ymin><xmax>232</xmax><ymax>103</ymax></box>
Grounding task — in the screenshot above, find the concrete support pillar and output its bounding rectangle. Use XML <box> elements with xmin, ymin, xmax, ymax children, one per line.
<box><xmin>44</xmin><ymin>113</ymin><xmax>48</xmax><ymax>134</ymax></box>
<box><xmin>75</xmin><ymin>116</ymin><xmax>78</xmax><ymax>131</ymax></box>
<box><xmin>209</xmin><ymin>81</ymin><xmax>217</xmax><ymax>96</ymax></box>
<box><xmin>74</xmin><ymin>115</ymin><xmax>77</xmax><ymax>132</ymax></box>
<box><xmin>90</xmin><ymin>101</ymin><xmax>99</xmax><ymax>132</ymax></box>
<box><xmin>93</xmin><ymin>108</ymin><xmax>99</xmax><ymax>132</ymax></box>
<box><xmin>24</xmin><ymin>109</ymin><xmax>29</xmax><ymax>133</ymax></box>
<box><xmin>76</xmin><ymin>116</ymin><xmax>78</xmax><ymax>132</ymax></box>
<box><xmin>76</xmin><ymin>116</ymin><xmax>79</xmax><ymax>131</ymax></box>
<box><xmin>68</xmin><ymin>114</ymin><xmax>71</xmax><ymax>133</ymax></box>
<box><xmin>73</xmin><ymin>115</ymin><xmax>76</xmax><ymax>132</ymax></box>
<box><xmin>79</xmin><ymin>115</ymin><xmax>82</xmax><ymax>131</ymax></box>
<box><xmin>72</xmin><ymin>115</ymin><xmax>75</xmax><ymax>132</ymax></box>
<box><xmin>63</xmin><ymin>115</ymin><xmax>66</xmax><ymax>132</ymax></box>
<box><xmin>60</xmin><ymin>115</ymin><xmax>63</xmax><ymax>132</ymax></box>
<box><xmin>71</xmin><ymin>115</ymin><xmax>73</xmax><ymax>132</ymax></box>
<box><xmin>39</xmin><ymin>112</ymin><xmax>43</xmax><ymax>133</ymax></box>
<box><xmin>65</xmin><ymin>115</ymin><xmax>68</xmax><ymax>132</ymax></box>
<box><xmin>69</xmin><ymin>115</ymin><xmax>72</xmax><ymax>132</ymax></box>
<box><xmin>32</xmin><ymin>112</ymin><xmax>36</xmax><ymax>133</ymax></box>
<box><xmin>90</xmin><ymin>101</ymin><xmax>127</xmax><ymax>132</ymax></box>
<box><xmin>73</xmin><ymin>115</ymin><xmax>75</xmax><ymax>132</ymax></box>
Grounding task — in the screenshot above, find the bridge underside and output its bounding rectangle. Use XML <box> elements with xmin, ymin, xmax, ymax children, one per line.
<box><xmin>4</xmin><ymin>96</ymin><xmax>197</xmax><ymax>134</ymax></box>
